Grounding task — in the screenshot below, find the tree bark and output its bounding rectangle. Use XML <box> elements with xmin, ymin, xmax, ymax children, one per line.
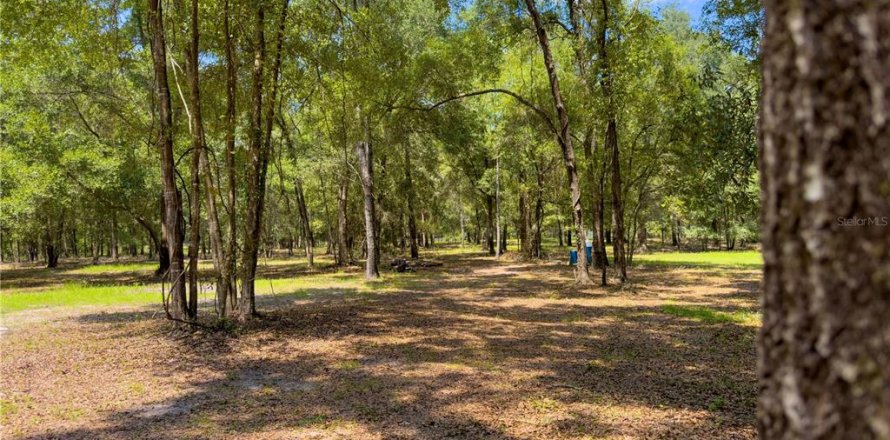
<box><xmin>147</xmin><ymin>0</ymin><xmax>187</xmax><ymax>320</ymax></box>
<box><xmin>607</xmin><ymin>120</ymin><xmax>627</xmax><ymax>282</ymax></box>
<box><xmin>404</xmin><ymin>145</ymin><xmax>419</xmax><ymax>259</ymax></box>
<box><xmin>239</xmin><ymin>2</ymin><xmax>267</xmax><ymax>320</ymax></box>
<box><xmin>239</xmin><ymin>0</ymin><xmax>288</xmax><ymax>320</ymax></box>
<box><xmin>524</xmin><ymin>0</ymin><xmax>590</xmax><ymax>284</ymax></box>
<box><xmin>337</xmin><ymin>178</ymin><xmax>350</xmax><ymax>265</ymax></box>
<box><xmin>294</xmin><ymin>179</ymin><xmax>314</xmax><ymax>267</ymax></box>
<box><xmin>110</xmin><ymin>213</ymin><xmax>119</xmax><ymax>262</ymax></box>
<box><xmin>584</xmin><ymin>131</ymin><xmax>608</xmax><ymax>284</ymax></box>
<box><xmin>223</xmin><ymin>0</ymin><xmax>238</xmax><ymax>315</ymax></box>
<box><xmin>598</xmin><ymin>0</ymin><xmax>626</xmax><ymax>283</ymax></box>
<box><xmin>355</xmin><ymin>139</ymin><xmax>379</xmax><ymax>279</ymax></box>
<box><xmin>485</xmin><ymin>194</ymin><xmax>495</xmax><ymax>255</ymax></box>
<box><xmin>185</xmin><ymin>0</ymin><xmax>204</xmax><ymax>320</ymax></box>
<box><xmin>759</xmin><ymin>1</ymin><xmax>890</xmax><ymax>438</ymax></box>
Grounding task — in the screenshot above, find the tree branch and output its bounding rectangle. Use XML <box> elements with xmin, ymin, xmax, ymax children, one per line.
<box><xmin>394</xmin><ymin>88</ymin><xmax>561</xmax><ymax>139</ymax></box>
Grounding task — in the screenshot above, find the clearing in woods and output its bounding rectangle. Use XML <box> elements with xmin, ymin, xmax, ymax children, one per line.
<box><xmin>0</xmin><ymin>247</ymin><xmax>760</xmax><ymax>439</ymax></box>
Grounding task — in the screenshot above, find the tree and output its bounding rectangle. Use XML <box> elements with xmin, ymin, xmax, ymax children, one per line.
<box><xmin>523</xmin><ymin>0</ymin><xmax>591</xmax><ymax>284</ymax></box>
<box><xmin>147</xmin><ymin>0</ymin><xmax>187</xmax><ymax>321</ymax></box>
<box><xmin>758</xmin><ymin>1</ymin><xmax>890</xmax><ymax>437</ymax></box>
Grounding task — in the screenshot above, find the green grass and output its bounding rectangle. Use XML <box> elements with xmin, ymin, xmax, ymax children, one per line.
<box><xmin>65</xmin><ymin>262</ymin><xmax>158</xmax><ymax>275</ymax></box>
<box><xmin>1</xmin><ymin>264</ymin><xmax>422</xmax><ymax>314</ymax></box>
<box><xmin>0</xmin><ymin>283</ymin><xmax>160</xmax><ymax>313</ymax></box>
<box><xmin>661</xmin><ymin>304</ymin><xmax>760</xmax><ymax>326</ymax></box>
<box><xmin>634</xmin><ymin>250</ymin><xmax>762</xmax><ymax>268</ymax></box>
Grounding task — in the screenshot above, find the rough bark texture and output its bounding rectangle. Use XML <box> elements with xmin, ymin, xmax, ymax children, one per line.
<box><xmin>759</xmin><ymin>1</ymin><xmax>890</xmax><ymax>438</ymax></box>
<box><xmin>147</xmin><ymin>0</ymin><xmax>186</xmax><ymax>320</ymax></box>
<box><xmin>524</xmin><ymin>0</ymin><xmax>591</xmax><ymax>284</ymax></box>
<box><xmin>355</xmin><ymin>140</ymin><xmax>379</xmax><ymax>279</ymax></box>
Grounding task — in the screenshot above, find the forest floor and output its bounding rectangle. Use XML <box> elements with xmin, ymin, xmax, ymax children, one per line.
<box><xmin>0</xmin><ymin>247</ymin><xmax>760</xmax><ymax>439</ymax></box>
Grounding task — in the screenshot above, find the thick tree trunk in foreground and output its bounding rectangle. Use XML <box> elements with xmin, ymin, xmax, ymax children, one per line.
<box><xmin>524</xmin><ymin>0</ymin><xmax>591</xmax><ymax>284</ymax></box>
<box><xmin>759</xmin><ymin>2</ymin><xmax>890</xmax><ymax>438</ymax></box>
<box><xmin>355</xmin><ymin>140</ymin><xmax>379</xmax><ymax>279</ymax></box>
<box><xmin>147</xmin><ymin>0</ymin><xmax>187</xmax><ymax>320</ymax></box>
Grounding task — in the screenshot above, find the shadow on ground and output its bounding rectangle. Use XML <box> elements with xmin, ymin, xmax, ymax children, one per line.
<box><xmin>3</xmin><ymin>250</ymin><xmax>759</xmax><ymax>439</ymax></box>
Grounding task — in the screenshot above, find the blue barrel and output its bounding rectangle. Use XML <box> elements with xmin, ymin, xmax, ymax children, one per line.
<box><xmin>585</xmin><ymin>245</ymin><xmax>593</xmax><ymax>264</ymax></box>
<box><xmin>569</xmin><ymin>250</ymin><xmax>578</xmax><ymax>265</ymax></box>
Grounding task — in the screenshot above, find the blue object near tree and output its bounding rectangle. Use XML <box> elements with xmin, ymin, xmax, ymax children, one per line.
<box><xmin>570</xmin><ymin>247</ymin><xmax>594</xmax><ymax>265</ymax></box>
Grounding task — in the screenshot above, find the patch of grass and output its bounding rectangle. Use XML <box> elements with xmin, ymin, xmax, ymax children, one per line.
<box><xmin>295</xmin><ymin>414</ymin><xmax>329</xmax><ymax>427</ymax></box>
<box><xmin>127</xmin><ymin>382</ymin><xmax>146</xmax><ymax>395</ymax></box>
<box><xmin>527</xmin><ymin>396</ymin><xmax>560</xmax><ymax>412</ymax></box>
<box><xmin>634</xmin><ymin>250</ymin><xmax>762</xmax><ymax>269</ymax></box>
<box><xmin>49</xmin><ymin>406</ymin><xmax>84</xmax><ymax>421</ymax></box>
<box><xmin>661</xmin><ymin>304</ymin><xmax>760</xmax><ymax>326</ymax></box>
<box><xmin>65</xmin><ymin>262</ymin><xmax>157</xmax><ymax>275</ymax></box>
<box><xmin>335</xmin><ymin>359</ymin><xmax>361</xmax><ymax>371</ymax></box>
<box><xmin>1</xmin><ymin>268</ymin><xmax>393</xmax><ymax>314</ymax></box>
<box><xmin>560</xmin><ymin>311</ymin><xmax>586</xmax><ymax>323</ymax></box>
<box><xmin>0</xmin><ymin>399</ymin><xmax>18</xmax><ymax>420</ymax></box>
<box><xmin>0</xmin><ymin>283</ymin><xmax>159</xmax><ymax>314</ymax></box>
<box><xmin>708</xmin><ymin>396</ymin><xmax>727</xmax><ymax>411</ymax></box>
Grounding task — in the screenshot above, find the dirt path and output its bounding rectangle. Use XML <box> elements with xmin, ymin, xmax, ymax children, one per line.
<box><xmin>1</xmin><ymin>252</ymin><xmax>760</xmax><ymax>439</ymax></box>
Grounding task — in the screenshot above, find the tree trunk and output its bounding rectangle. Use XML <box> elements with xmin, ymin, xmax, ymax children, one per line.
<box><xmin>532</xmin><ymin>169</ymin><xmax>544</xmax><ymax>258</ymax></box>
<box><xmin>187</xmin><ymin>0</ymin><xmax>231</xmax><ymax>319</ymax></box>
<box><xmin>239</xmin><ymin>2</ymin><xmax>267</xmax><ymax>320</ymax></box>
<box><xmin>758</xmin><ymin>2</ymin><xmax>890</xmax><ymax>438</ymax></box>
<box><xmin>524</xmin><ymin>0</ymin><xmax>590</xmax><ymax>284</ymax></box>
<box><xmin>295</xmin><ymin>179</ymin><xmax>314</xmax><ymax>267</ymax></box>
<box><xmin>584</xmin><ymin>130</ymin><xmax>608</xmax><ymax>285</ymax></box>
<box><xmin>404</xmin><ymin>145</ymin><xmax>419</xmax><ymax>259</ymax></box>
<box><xmin>185</xmin><ymin>0</ymin><xmax>203</xmax><ymax>320</ymax></box>
<box><xmin>337</xmin><ymin>178</ymin><xmax>350</xmax><ymax>265</ymax></box>
<box><xmin>110</xmin><ymin>213</ymin><xmax>119</xmax><ymax>262</ymax></box>
<box><xmin>223</xmin><ymin>0</ymin><xmax>238</xmax><ymax>316</ymax></box>
<box><xmin>607</xmin><ymin>120</ymin><xmax>627</xmax><ymax>282</ymax></box>
<box><xmin>239</xmin><ymin>0</ymin><xmax>288</xmax><ymax>320</ymax></box>
<box><xmin>148</xmin><ymin>0</ymin><xmax>187</xmax><ymax>320</ymax></box>
<box><xmin>485</xmin><ymin>194</ymin><xmax>495</xmax><ymax>255</ymax></box>
<box><xmin>355</xmin><ymin>139</ymin><xmax>379</xmax><ymax>279</ymax></box>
